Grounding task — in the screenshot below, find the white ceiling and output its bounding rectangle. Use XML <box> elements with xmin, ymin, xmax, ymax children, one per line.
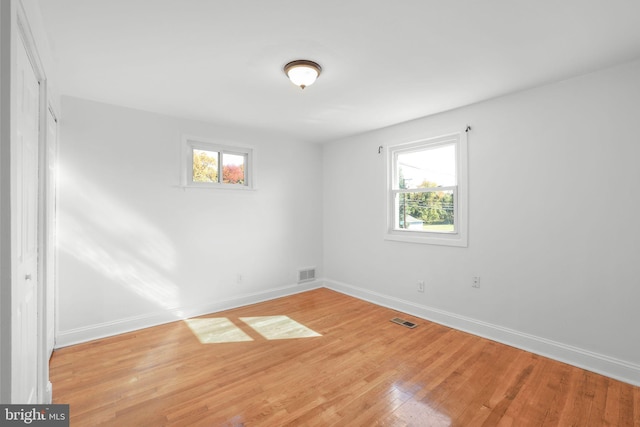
<box><xmin>37</xmin><ymin>0</ymin><xmax>640</xmax><ymax>143</ymax></box>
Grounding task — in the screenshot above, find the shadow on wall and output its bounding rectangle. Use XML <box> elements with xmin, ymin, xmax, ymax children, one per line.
<box><xmin>58</xmin><ymin>169</ymin><xmax>180</xmax><ymax>310</ymax></box>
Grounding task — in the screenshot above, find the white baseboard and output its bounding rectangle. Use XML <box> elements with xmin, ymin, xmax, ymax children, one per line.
<box><xmin>324</xmin><ymin>279</ymin><xmax>640</xmax><ymax>387</ymax></box>
<box><xmin>55</xmin><ymin>281</ymin><xmax>322</xmax><ymax>348</ymax></box>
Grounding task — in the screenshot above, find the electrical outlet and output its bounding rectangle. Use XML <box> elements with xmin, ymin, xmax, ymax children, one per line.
<box><xmin>472</xmin><ymin>276</ymin><xmax>480</xmax><ymax>288</ymax></box>
<box><xmin>417</xmin><ymin>280</ymin><xmax>425</xmax><ymax>293</ymax></box>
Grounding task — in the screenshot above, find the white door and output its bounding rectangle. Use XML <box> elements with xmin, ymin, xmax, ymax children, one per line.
<box><xmin>13</xmin><ymin>33</ymin><xmax>40</xmax><ymax>404</ymax></box>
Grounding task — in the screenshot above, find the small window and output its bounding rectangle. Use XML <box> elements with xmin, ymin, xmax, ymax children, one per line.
<box><xmin>183</xmin><ymin>136</ymin><xmax>254</xmax><ymax>189</ymax></box>
<box><xmin>386</xmin><ymin>131</ymin><xmax>468</xmax><ymax>247</ymax></box>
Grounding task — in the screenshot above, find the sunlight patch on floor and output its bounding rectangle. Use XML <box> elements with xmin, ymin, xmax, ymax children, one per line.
<box><xmin>240</xmin><ymin>316</ymin><xmax>322</xmax><ymax>340</ymax></box>
<box><xmin>184</xmin><ymin>316</ymin><xmax>321</xmax><ymax>343</ymax></box>
<box><xmin>184</xmin><ymin>318</ymin><xmax>253</xmax><ymax>344</ymax></box>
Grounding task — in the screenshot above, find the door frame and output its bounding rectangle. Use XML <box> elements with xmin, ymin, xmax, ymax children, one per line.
<box><xmin>39</xmin><ymin>103</ymin><xmax>58</xmax><ymax>402</ymax></box>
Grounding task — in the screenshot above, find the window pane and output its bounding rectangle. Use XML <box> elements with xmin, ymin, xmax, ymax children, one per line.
<box><xmin>397</xmin><ymin>144</ymin><xmax>456</xmax><ymax>189</ymax></box>
<box><xmin>193</xmin><ymin>149</ymin><xmax>219</xmax><ymax>182</ymax></box>
<box><xmin>222</xmin><ymin>153</ymin><xmax>246</xmax><ymax>185</ymax></box>
<box><xmin>396</xmin><ymin>190</ymin><xmax>455</xmax><ymax>233</ymax></box>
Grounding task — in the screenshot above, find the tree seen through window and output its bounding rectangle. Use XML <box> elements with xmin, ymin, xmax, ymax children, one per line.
<box><xmin>192</xmin><ymin>149</ymin><xmax>245</xmax><ymax>185</ymax></box>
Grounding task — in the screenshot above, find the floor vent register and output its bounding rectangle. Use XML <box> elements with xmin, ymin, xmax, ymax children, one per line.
<box><xmin>390</xmin><ymin>317</ymin><xmax>417</xmax><ymax>329</ymax></box>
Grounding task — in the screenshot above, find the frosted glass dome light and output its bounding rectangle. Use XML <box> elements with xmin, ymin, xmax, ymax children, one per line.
<box><xmin>284</xmin><ymin>60</ymin><xmax>322</xmax><ymax>89</ymax></box>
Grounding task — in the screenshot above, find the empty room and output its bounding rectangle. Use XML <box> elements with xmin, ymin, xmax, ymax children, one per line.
<box><xmin>1</xmin><ymin>0</ymin><xmax>639</xmax><ymax>425</ymax></box>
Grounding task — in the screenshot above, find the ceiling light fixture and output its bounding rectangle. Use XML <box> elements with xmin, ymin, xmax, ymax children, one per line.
<box><xmin>284</xmin><ymin>60</ymin><xmax>322</xmax><ymax>90</ymax></box>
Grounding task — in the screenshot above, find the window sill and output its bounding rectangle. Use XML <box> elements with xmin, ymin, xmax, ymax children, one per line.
<box><xmin>177</xmin><ymin>184</ymin><xmax>257</xmax><ymax>191</ymax></box>
<box><xmin>384</xmin><ymin>230</ymin><xmax>467</xmax><ymax>247</ymax></box>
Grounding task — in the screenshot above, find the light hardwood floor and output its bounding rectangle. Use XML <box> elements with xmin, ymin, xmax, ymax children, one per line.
<box><xmin>50</xmin><ymin>288</ymin><xmax>640</xmax><ymax>426</ymax></box>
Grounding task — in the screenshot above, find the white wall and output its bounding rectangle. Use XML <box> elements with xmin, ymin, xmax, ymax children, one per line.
<box><xmin>56</xmin><ymin>96</ymin><xmax>323</xmax><ymax>346</ymax></box>
<box><xmin>323</xmin><ymin>59</ymin><xmax>640</xmax><ymax>385</ymax></box>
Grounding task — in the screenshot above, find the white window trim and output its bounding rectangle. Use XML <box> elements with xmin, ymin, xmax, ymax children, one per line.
<box><xmin>181</xmin><ymin>135</ymin><xmax>255</xmax><ymax>190</ymax></box>
<box><xmin>385</xmin><ymin>130</ymin><xmax>468</xmax><ymax>247</ymax></box>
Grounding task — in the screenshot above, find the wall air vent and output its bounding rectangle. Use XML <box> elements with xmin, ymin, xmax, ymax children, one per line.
<box><xmin>297</xmin><ymin>268</ymin><xmax>316</xmax><ymax>284</ymax></box>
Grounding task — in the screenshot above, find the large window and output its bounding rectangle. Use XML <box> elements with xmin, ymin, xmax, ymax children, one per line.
<box><xmin>386</xmin><ymin>131</ymin><xmax>468</xmax><ymax>247</ymax></box>
<box><xmin>183</xmin><ymin>136</ymin><xmax>254</xmax><ymax>189</ymax></box>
